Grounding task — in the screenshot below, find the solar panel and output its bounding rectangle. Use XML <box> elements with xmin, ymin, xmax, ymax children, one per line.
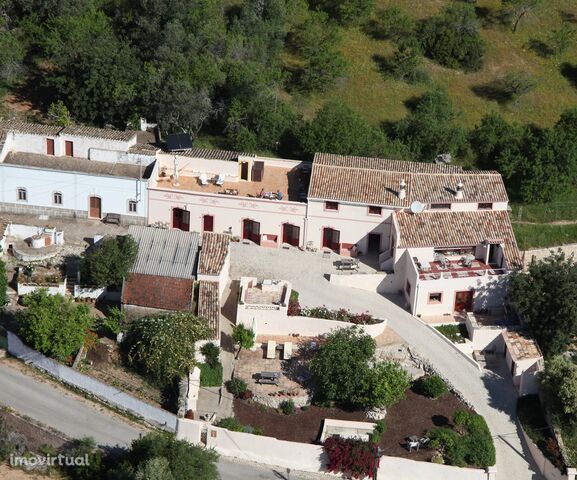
<box><xmin>166</xmin><ymin>133</ymin><xmax>193</xmax><ymax>151</ymax></box>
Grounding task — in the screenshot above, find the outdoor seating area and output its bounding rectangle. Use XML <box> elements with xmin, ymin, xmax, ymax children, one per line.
<box><xmin>234</xmin><ymin>336</ymin><xmax>310</xmax><ymax>400</ymax></box>
<box><xmin>336</xmin><ymin>258</ymin><xmax>359</xmax><ymax>271</ymax></box>
<box><xmin>415</xmin><ymin>256</ymin><xmax>506</xmax><ymax>281</ymax></box>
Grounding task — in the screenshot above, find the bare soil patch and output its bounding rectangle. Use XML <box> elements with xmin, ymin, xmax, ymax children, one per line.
<box><xmin>0</xmin><ymin>410</ymin><xmax>67</xmax><ymax>453</ymax></box>
<box><xmin>234</xmin><ymin>387</ymin><xmax>471</xmax><ymax>462</ymax></box>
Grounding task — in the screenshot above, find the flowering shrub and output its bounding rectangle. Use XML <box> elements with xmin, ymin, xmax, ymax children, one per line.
<box><xmin>287</xmin><ymin>299</ymin><xmax>302</xmax><ymax>316</ymax></box>
<box><xmin>289</xmin><ymin>304</ymin><xmax>376</xmax><ymax>325</ymax></box>
<box><xmin>324</xmin><ymin>437</ymin><xmax>378</xmax><ymax>479</ymax></box>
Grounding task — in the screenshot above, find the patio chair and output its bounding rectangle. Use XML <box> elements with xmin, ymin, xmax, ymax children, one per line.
<box><xmin>266</xmin><ymin>340</ymin><xmax>276</xmax><ymax>359</ymax></box>
<box><xmin>407</xmin><ymin>436</ymin><xmax>420</xmax><ymax>452</ymax></box>
<box><xmin>199</xmin><ymin>173</ymin><xmax>208</xmax><ymax>185</ymax></box>
<box><xmin>215</xmin><ymin>173</ymin><xmax>225</xmax><ymax>186</ymax></box>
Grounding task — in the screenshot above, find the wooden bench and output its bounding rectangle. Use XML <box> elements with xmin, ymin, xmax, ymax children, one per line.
<box><xmin>257</xmin><ymin>371</ymin><xmax>280</xmax><ymax>385</ymax></box>
<box><xmin>103</xmin><ymin>213</ymin><xmax>121</xmax><ymax>225</ymax></box>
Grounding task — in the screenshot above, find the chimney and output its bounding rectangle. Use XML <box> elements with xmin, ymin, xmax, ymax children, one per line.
<box><xmin>398</xmin><ymin>179</ymin><xmax>406</xmax><ymax>200</ymax></box>
<box><xmin>455</xmin><ymin>181</ymin><xmax>464</xmax><ymax>200</ymax></box>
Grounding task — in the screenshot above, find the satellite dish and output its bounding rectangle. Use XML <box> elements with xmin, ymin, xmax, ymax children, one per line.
<box><xmin>410</xmin><ymin>201</ymin><xmax>425</xmax><ymax>214</ymax></box>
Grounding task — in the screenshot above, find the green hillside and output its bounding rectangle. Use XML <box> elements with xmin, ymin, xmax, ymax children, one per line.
<box><xmin>285</xmin><ymin>0</ymin><xmax>577</xmax><ymax>128</ymax></box>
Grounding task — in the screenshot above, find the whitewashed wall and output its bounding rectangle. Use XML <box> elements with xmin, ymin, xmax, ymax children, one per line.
<box><xmin>147</xmin><ymin>187</ymin><xmax>306</xmax><ymax>243</ymax></box>
<box><xmin>202</xmin><ymin>425</ymin><xmax>491</xmax><ymax>480</ymax></box>
<box><xmin>306</xmin><ymin>199</ymin><xmax>393</xmax><ymax>253</ymax></box>
<box><xmin>237</xmin><ymin>314</ymin><xmax>387</xmax><ymax>338</ymax></box>
<box><xmin>60</xmin><ymin>134</ymin><xmax>135</xmax><ymax>159</ymax></box>
<box><xmin>0</xmin><ymin>164</ymin><xmax>148</xmax><ymax>220</ymax></box>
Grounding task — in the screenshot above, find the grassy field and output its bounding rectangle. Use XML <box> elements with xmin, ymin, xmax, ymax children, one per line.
<box><xmin>513</xmin><ymin>223</ymin><xmax>577</xmax><ymax>250</ymax></box>
<box><xmin>285</xmin><ymin>0</ymin><xmax>577</xmax><ymax>128</ymax></box>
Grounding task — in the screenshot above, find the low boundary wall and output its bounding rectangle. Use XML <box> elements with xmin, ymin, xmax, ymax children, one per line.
<box><xmin>7</xmin><ymin>331</ymin><xmax>177</xmax><ymax>431</ymax></box>
<box><xmin>247</xmin><ymin>315</ymin><xmax>387</xmax><ymax>338</ymax></box>
<box><xmin>518</xmin><ymin>420</ymin><xmax>575</xmax><ymax>480</ymax></box>
<box><xmin>200</xmin><ymin>424</ymin><xmax>493</xmax><ymax>480</ymax></box>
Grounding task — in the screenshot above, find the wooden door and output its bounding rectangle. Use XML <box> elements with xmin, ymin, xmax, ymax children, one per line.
<box><xmin>203</xmin><ymin>215</ymin><xmax>214</xmax><ymax>232</ymax></box>
<box><xmin>172</xmin><ymin>208</ymin><xmax>190</xmax><ymax>231</ymax></box>
<box><xmin>322</xmin><ymin>228</ymin><xmax>340</xmax><ymax>251</ymax></box>
<box><xmin>243</xmin><ymin>219</ymin><xmax>260</xmax><ymax>244</ymax></box>
<box><xmin>240</xmin><ymin>162</ymin><xmax>249</xmax><ymax>181</ymax></box>
<box><xmin>368</xmin><ymin>233</ymin><xmax>381</xmax><ymax>253</ymax></box>
<box><xmin>282</xmin><ymin>224</ymin><xmax>300</xmax><ymax>247</ymax></box>
<box><xmin>46</xmin><ymin>138</ymin><xmax>54</xmax><ymax>155</ymax></box>
<box><xmin>454</xmin><ymin>290</ymin><xmax>474</xmax><ymax>312</ymax></box>
<box><xmin>65</xmin><ymin>141</ymin><xmax>74</xmax><ymax>156</ymax></box>
<box><xmin>89</xmin><ymin>196</ymin><xmax>101</xmax><ymax>218</ymax></box>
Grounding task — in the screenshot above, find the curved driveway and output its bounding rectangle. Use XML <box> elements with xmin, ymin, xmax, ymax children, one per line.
<box><xmin>230</xmin><ymin>243</ymin><xmax>543</xmax><ymax>480</ymax></box>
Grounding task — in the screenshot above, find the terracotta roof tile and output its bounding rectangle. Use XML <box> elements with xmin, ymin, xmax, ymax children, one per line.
<box><xmin>395</xmin><ymin>210</ymin><xmax>522</xmax><ymax>269</ymax></box>
<box><xmin>502</xmin><ymin>329</ymin><xmax>542</xmax><ymax>361</ymax></box>
<box><xmin>309</xmin><ymin>153</ymin><xmax>508</xmax><ymax>206</ymax></box>
<box><xmin>122</xmin><ymin>273</ymin><xmax>194</xmax><ymax>311</ymax></box>
<box><xmin>172</xmin><ymin>148</ymin><xmax>255</xmax><ymax>161</ymax></box>
<box><xmin>60</xmin><ymin>125</ymin><xmax>137</xmax><ymax>142</ymax></box>
<box><xmin>3</xmin><ymin>151</ymin><xmax>154</xmax><ymax>180</ymax></box>
<box><xmin>0</xmin><ymin>121</ymin><xmax>63</xmax><ymax>136</ymax></box>
<box><xmin>129</xmin><ymin>143</ymin><xmax>159</xmax><ymax>156</ymax></box>
<box><xmin>199</xmin><ymin>233</ymin><xmax>230</xmax><ymax>276</ymax></box>
<box><xmin>198</xmin><ymin>280</ymin><xmax>220</xmax><ymax>339</ymax></box>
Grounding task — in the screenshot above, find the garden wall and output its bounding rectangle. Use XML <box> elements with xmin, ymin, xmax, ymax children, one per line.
<box><xmin>518</xmin><ymin>421</ymin><xmax>575</xmax><ymax>480</ymax></box>
<box><xmin>17</xmin><ymin>281</ymin><xmax>66</xmax><ymax>296</ymax></box>
<box><xmin>328</xmin><ymin>272</ymin><xmax>401</xmax><ymax>294</ymax></box>
<box><xmin>242</xmin><ymin>314</ymin><xmax>387</xmax><ymax>338</ymax></box>
<box><xmin>202</xmin><ymin>425</ymin><xmax>492</xmax><ymax>480</ymax></box>
<box><xmin>7</xmin><ymin>331</ymin><xmax>177</xmax><ymax>432</ymax></box>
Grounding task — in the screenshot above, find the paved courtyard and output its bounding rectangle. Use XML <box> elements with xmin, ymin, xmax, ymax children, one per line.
<box><xmin>229</xmin><ymin>242</ymin><xmax>544</xmax><ymax>480</ymax></box>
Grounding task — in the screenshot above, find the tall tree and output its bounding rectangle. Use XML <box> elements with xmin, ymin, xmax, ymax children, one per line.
<box><xmin>508</xmin><ymin>251</ymin><xmax>577</xmax><ymax>356</ymax></box>
<box><xmin>17</xmin><ymin>291</ymin><xmax>94</xmax><ymax>361</ymax></box>
<box><xmin>80</xmin><ymin>235</ymin><xmax>138</xmax><ymax>288</ymax></box>
<box><xmin>299</xmin><ymin>101</ymin><xmax>407</xmax><ymax>159</ymax></box>
<box><xmin>502</xmin><ymin>0</ymin><xmax>542</xmax><ymax>33</ymax></box>
<box><xmin>310</xmin><ymin>0</ymin><xmax>375</xmax><ymax>25</ymax></box>
<box><xmin>124</xmin><ymin>312</ymin><xmax>212</xmax><ymax>387</ymax></box>
<box><xmin>419</xmin><ymin>3</ymin><xmax>485</xmax><ymax>71</ymax></box>
<box><xmin>290</xmin><ymin>11</ymin><xmax>346</xmax><ymax>92</ymax></box>
<box><xmin>231</xmin><ymin>324</ymin><xmax>255</xmax><ymax>360</ymax></box>
<box><xmin>393</xmin><ymin>89</ymin><xmax>468</xmax><ymax>162</ymax></box>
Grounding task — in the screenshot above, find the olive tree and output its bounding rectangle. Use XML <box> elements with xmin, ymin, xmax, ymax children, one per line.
<box><xmin>124</xmin><ymin>312</ymin><xmax>212</xmax><ymax>386</ymax></box>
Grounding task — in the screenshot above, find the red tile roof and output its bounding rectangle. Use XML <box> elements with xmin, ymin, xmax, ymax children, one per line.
<box><xmin>122</xmin><ymin>273</ymin><xmax>194</xmax><ymax>311</ymax></box>
<box><xmin>199</xmin><ymin>233</ymin><xmax>230</xmax><ymax>276</ymax></box>
<box><xmin>198</xmin><ymin>281</ymin><xmax>220</xmax><ymax>339</ymax></box>
<box><xmin>395</xmin><ymin>210</ymin><xmax>522</xmax><ymax>269</ymax></box>
<box><xmin>309</xmin><ymin>153</ymin><xmax>508</xmax><ymax>206</ymax></box>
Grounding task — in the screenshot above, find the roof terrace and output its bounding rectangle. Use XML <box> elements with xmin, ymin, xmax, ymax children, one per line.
<box><xmin>154</xmin><ymin>160</ymin><xmax>310</xmax><ymax>202</ymax></box>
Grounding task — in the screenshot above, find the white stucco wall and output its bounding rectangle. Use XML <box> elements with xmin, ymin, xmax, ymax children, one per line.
<box><xmin>237</xmin><ymin>313</ymin><xmax>387</xmax><ymax>338</ymax></box>
<box><xmin>60</xmin><ymin>134</ymin><xmax>135</xmax><ymax>159</ymax></box>
<box><xmin>306</xmin><ymin>199</ymin><xmax>393</xmax><ymax>253</ymax></box>
<box><xmin>412</xmin><ymin>273</ymin><xmax>507</xmax><ymax>316</ymax></box>
<box><xmin>0</xmin><ymin>164</ymin><xmax>149</xmax><ymax>219</ymax></box>
<box><xmin>147</xmin><ymin>187</ymin><xmax>306</xmax><ymax>244</ymax></box>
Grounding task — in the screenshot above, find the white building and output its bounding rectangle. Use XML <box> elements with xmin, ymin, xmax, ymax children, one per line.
<box><xmin>0</xmin><ymin>121</ymin><xmax>157</xmax><ymax>223</ymax></box>
<box><xmin>146</xmin><ymin>148</ymin><xmax>309</xmax><ymax>245</ymax></box>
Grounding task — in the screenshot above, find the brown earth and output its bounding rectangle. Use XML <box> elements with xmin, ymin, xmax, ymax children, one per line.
<box><xmin>234</xmin><ymin>387</ymin><xmax>471</xmax><ymax>462</ymax></box>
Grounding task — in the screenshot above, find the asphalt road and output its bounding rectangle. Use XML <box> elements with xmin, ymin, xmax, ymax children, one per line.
<box><xmin>0</xmin><ymin>360</ymin><xmax>330</xmax><ymax>480</ymax></box>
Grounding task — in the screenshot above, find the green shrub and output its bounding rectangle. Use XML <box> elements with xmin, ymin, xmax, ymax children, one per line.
<box><xmin>435</xmin><ymin>324</ymin><xmax>468</xmax><ymax>343</ymax></box>
<box><xmin>428</xmin><ymin>427</ymin><xmax>466</xmax><ymax>466</ymax></box>
<box><xmin>290</xmin><ymin>290</ymin><xmax>299</xmax><ymax>302</ymax></box>
<box><xmin>200</xmin><ymin>342</ymin><xmax>220</xmax><ymax>368</ymax></box>
<box><xmin>279</xmin><ymin>399</ymin><xmax>296</xmax><ymax>415</ymax></box>
<box><xmin>369</xmin><ymin>420</ymin><xmax>386</xmax><ymax>444</ymax></box>
<box><xmin>421</xmin><ymin>375</ymin><xmax>448</xmax><ymax>399</ymax></box>
<box><xmin>199</xmin><ymin>362</ymin><xmax>223</xmax><ymax>387</ymax></box>
<box><xmin>226</xmin><ymin>378</ymin><xmax>248</xmax><ymax>398</ymax></box>
<box><xmin>100</xmin><ymin>306</ymin><xmax>124</xmax><ymax>336</ymax></box>
<box><xmin>216</xmin><ymin>417</ymin><xmax>244</xmax><ymax>432</ymax></box>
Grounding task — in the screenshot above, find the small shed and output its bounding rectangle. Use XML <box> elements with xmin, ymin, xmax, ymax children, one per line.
<box><xmin>502</xmin><ymin>329</ymin><xmax>543</xmax><ymax>396</ymax></box>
